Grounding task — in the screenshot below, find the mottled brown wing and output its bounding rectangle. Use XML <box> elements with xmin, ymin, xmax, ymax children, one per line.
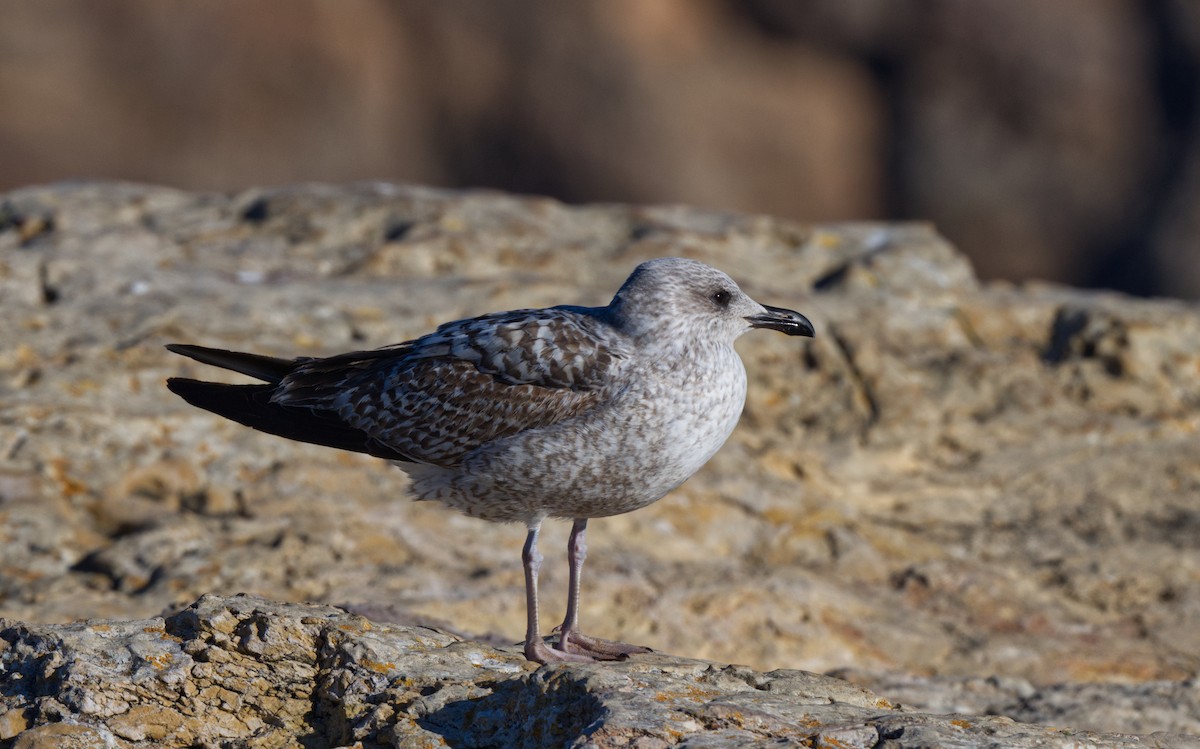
<box><xmin>272</xmin><ymin>308</ymin><xmax>627</xmax><ymax>466</ymax></box>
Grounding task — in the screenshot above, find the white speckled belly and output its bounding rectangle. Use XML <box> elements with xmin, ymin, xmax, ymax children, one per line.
<box><xmin>400</xmin><ymin>343</ymin><xmax>748</xmax><ymax>523</ymax></box>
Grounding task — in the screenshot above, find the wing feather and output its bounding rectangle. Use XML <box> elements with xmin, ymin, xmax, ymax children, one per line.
<box><xmin>271</xmin><ymin>308</ymin><xmax>626</xmax><ymax>466</ymax></box>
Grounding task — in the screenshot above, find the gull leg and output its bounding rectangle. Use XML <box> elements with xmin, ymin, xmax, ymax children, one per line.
<box><xmin>555</xmin><ymin>518</ymin><xmax>652</xmax><ymax>659</ymax></box>
<box><xmin>522</xmin><ymin>522</ymin><xmax>593</xmax><ymax>664</ymax></box>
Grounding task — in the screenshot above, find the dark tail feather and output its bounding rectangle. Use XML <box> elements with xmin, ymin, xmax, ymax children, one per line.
<box><xmin>165</xmin><ymin>378</ymin><xmax>411</xmax><ymax>462</ymax></box>
<box><xmin>165</xmin><ymin>344</ymin><xmax>297</xmax><ymax>383</ymax></box>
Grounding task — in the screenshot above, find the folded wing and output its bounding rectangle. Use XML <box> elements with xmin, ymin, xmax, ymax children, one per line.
<box><xmin>167</xmin><ymin>308</ymin><xmax>626</xmax><ymax>466</ymax></box>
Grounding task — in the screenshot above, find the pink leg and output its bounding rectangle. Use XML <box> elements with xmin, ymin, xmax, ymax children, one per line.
<box><xmin>522</xmin><ymin>522</ymin><xmax>593</xmax><ymax>664</ymax></box>
<box><xmin>555</xmin><ymin>518</ymin><xmax>652</xmax><ymax>660</ymax></box>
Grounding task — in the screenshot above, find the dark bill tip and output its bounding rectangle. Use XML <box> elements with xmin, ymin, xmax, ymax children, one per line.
<box><xmin>746</xmin><ymin>305</ymin><xmax>815</xmax><ymax>337</ymax></box>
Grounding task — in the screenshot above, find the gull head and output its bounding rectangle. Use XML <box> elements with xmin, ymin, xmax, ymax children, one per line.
<box><xmin>608</xmin><ymin>257</ymin><xmax>814</xmax><ymax>344</ymax></box>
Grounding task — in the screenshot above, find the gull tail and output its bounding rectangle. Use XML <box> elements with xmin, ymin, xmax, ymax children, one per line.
<box><xmin>164</xmin><ymin>343</ymin><xmax>297</xmax><ymax>383</ymax></box>
<box><xmin>165</xmin><ymin>345</ymin><xmax>410</xmax><ymax>462</ymax></box>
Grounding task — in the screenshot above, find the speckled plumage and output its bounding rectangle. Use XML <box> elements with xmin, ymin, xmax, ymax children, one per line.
<box><xmin>274</xmin><ymin>309</ymin><xmax>622</xmax><ymax>471</ymax></box>
<box><xmin>166</xmin><ymin>257</ymin><xmax>814</xmax><ymax>663</ymax></box>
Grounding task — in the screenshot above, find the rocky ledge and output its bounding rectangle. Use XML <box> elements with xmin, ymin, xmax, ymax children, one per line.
<box><xmin>1</xmin><ymin>594</ymin><xmax>1194</xmax><ymax>748</ymax></box>
<box><xmin>1</xmin><ymin>183</ymin><xmax>1199</xmax><ymax>746</ymax></box>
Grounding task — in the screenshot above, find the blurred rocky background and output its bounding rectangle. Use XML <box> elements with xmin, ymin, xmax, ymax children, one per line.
<box><xmin>2</xmin><ymin>0</ymin><xmax>1199</xmax><ymax>297</ymax></box>
<box><xmin>4</xmin><ymin>2</ymin><xmax>1200</xmax><ymax>743</ymax></box>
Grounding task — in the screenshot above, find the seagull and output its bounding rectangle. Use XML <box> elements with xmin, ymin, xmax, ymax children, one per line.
<box><xmin>166</xmin><ymin>257</ymin><xmax>814</xmax><ymax>663</ymax></box>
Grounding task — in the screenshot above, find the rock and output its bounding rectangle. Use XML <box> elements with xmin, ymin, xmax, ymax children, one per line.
<box><xmin>1</xmin><ymin>182</ymin><xmax>1199</xmax><ymax>741</ymax></box>
<box><xmin>833</xmin><ymin>669</ymin><xmax>1200</xmax><ymax>739</ymax></box>
<box><xmin>1</xmin><ymin>593</ymin><xmax>1193</xmax><ymax>748</ymax></box>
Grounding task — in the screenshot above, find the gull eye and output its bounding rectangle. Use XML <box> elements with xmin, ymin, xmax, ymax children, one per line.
<box><xmin>711</xmin><ymin>289</ymin><xmax>732</xmax><ymax>308</ymax></box>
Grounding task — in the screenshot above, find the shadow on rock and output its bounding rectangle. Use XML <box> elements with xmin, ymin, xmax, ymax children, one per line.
<box><xmin>418</xmin><ymin>668</ymin><xmax>605</xmax><ymax>748</ymax></box>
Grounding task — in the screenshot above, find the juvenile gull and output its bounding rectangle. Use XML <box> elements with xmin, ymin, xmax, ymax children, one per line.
<box><xmin>166</xmin><ymin>257</ymin><xmax>814</xmax><ymax>664</ymax></box>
